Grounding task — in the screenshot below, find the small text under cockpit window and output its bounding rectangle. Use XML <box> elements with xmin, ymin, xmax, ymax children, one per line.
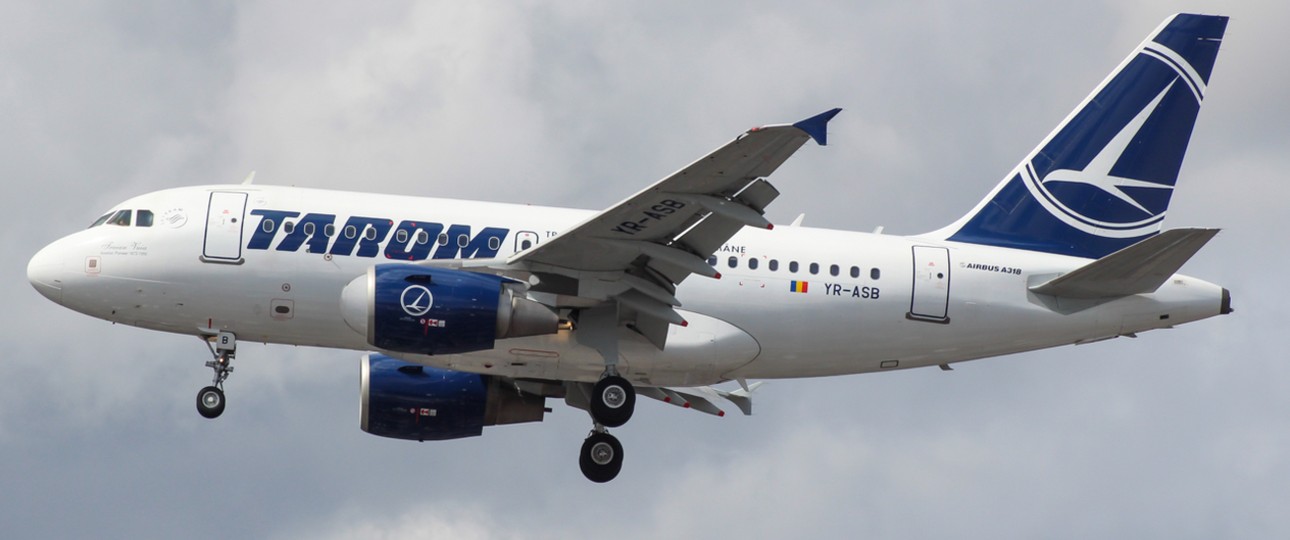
<box><xmin>107</xmin><ymin>210</ymin><xmax>132</xmax><ymax>227</ymax></box>
<box><xmin>136</xmin><ymin>210</ymin><xmax>154</xmax><ymax>227</ymax></box>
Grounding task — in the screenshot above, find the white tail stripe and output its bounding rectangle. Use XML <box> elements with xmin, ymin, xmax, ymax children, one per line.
<box><xmin>1142</xmin><ymin>44</ymin><xmax>1207</xmax><ymax>102</ymax></box>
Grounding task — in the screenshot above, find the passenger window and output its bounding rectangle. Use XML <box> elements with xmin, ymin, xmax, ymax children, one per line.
<box><xmin>283</xmin><ymin>222</ymin><xmax>295</xmax><ymax>234</ymax></box>
<box><xmin>707</xmin><ymin>256</ymin><xmax>717</xmax><ymax>266</ymax></box>
<box><xmin>727</xmin><ymin>256</ymin><xmax>738</xmax><ymax>268</ymax></box>
<box><xmin>850</xmin><ymin>266</ymin><xmax>860</xmax><ymax>278</ymax></box>
<box><xmin>457</xmin><ymin>234</ymin><xmax>469</xmax><ymax>248</ymax></box>
<box><xmin>136</xmin><ymin>210</ymin><xmax>154</xmax><ymax>227</ymax></box>
<box><xmin>871</xmin><ymin>268</ymin><xmax>881</xmax><ymax>280</ymax></box>
<box><xmin>395</xmin><ymin>229</ymin><xmax>409</xmax><ymax>243</ymax></box>
<box><xmin>416</xmin><ymin>230</ymin><xmax>429</xmax><ymax>244</ymax></box>
<box><xmin>809</xmin><ymin>263</ymin><xmax>819</xmax><ymax>275</ymax></box>
<box><xmin>789</xmin><ymin>261</ymin><xmax>799</xmax><ymax>273</ymax></box>
<box><xmin>364</xmin><ymin>226</ymin><xmax>376</xmax><ymax>241</ymax></box>
<box><xmin>324</xmin><ymin>224</ymin><xmax>336</xmax><ymax>237</ymax></box>
<box><xmin>262</xmin><ymin>219</ymin><xmax>276</xmax><ymax>233</ymax></box>
<box><xmin>829</xmin><ymin>264</ymin><xmax>839</xmax><ymax>277</ymax></box>
<box><xmin>344</xmin><ymin>225</ymin><xmax>357</xmax><ymax>239</ymax></box>
<box><xmin>438</xmin><ymin>233</ymin><xmax>449</xmax><ymax>246</ymax></box>
<box><xmin>107</xmin><ymin>210</ymin><xmax>132</xmax><ymax>226</ymax></box>
<box><xmin>488</xmin><ymin>237</ymin><xmax>501</xmax><ymax>250</ymax></box>
<box><xmin>748</xmin><ymin>258</ymin><xmax>759</xmax><ymax>270</ymax></box>
<box><xmin>90</xmin><ymin>213</ymin><xmax>112</xmax><ymax>228</ymax></box>
<box><xmin>769</xmin><ymin>259</ymin><xmax>779</xmax><ymax>271</ymax></box>
<box><xmin>303</xmin><ymin>222</ymin><xmax>315</xmax><ymax>236</ymax></box>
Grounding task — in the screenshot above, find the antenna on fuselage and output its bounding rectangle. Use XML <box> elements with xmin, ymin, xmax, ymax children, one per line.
<box><xmin>241</xmin><ymin>171</ymin><xmax>256</xmax><ymax>185</ymax></box>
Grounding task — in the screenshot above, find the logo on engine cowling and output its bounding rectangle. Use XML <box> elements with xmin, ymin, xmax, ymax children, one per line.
<box><xmin>399</xmin><ymin>285</ymin><xmax>434</xmax><ymax>317</ymax></box>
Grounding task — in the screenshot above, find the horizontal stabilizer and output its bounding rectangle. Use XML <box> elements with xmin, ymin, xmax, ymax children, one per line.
<box><xmin>1030</xmin><ymin>228</ymin><xmax>1219</xmax><ymax>299</ymax></box>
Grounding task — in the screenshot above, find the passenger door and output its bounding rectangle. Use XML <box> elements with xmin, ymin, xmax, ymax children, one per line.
<box><xmin>908</xmin><ymin>246</ymin><xmax>950</xmax><ymax>322</ymax></box>
<box><xmin>202</xmin><ymin>191</ymin><xmax>248</xmax><ymax>263</ymax></box>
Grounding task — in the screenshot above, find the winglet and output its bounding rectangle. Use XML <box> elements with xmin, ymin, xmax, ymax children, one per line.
<box><xmin>793</xmin><ymin>108</ymin><xmax>842</xmax><ymax>146</ymax></box>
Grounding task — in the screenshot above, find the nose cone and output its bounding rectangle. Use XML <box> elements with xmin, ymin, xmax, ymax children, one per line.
<box><xmin>28</xmin><ymin>243</ymin><xmax>65</xmax><ymax>305</ymax></box>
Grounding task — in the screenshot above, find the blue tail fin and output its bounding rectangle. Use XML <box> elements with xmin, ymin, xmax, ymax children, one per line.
<box><xmin>941</xmin><ymin>13</ymin><xmax>1228</xmax><ymax>259</ymax></box>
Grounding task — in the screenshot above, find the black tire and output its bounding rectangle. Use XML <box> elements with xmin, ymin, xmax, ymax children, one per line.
<box><xmin>196</xmin><ymin>386</ymin><xmax>226</xmax><ymax>419</ymax></box>
<box><xmin>579</xmin><ymin>432</ymin><xmax>624</xmax><ymax>483</ymax></box>
<box><xmin>590</xmin><ymin>376</ymin><xmax>635</xmax><ymax>428</ymax></box>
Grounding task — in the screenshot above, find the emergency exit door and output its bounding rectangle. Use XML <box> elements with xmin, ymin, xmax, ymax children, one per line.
<box><xmin>909</xmin><ymin>246</ymin><xmax>950</xmax><ymax>322</ymax></box>
<box><xmin>202</xmin><ymin>191</ymin><xmax>248</xmax><ymax>263</ymax></box>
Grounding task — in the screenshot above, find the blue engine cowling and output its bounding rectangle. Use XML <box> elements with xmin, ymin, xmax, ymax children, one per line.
<box><xmin>340</xmin><ymin>264</ymin><xmax>558</xmax><ymax>355</ymax></box>
<box><xmin>360</xmin><ymin>354</ymin><xmax>547</xmax><ymax>441</ymax></box>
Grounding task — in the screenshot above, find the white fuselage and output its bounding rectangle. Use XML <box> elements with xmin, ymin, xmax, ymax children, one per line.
<box><xmin>28</xmin><ymin>184</ymin><xmax>1226</xmax><ymax>387</ymax></box>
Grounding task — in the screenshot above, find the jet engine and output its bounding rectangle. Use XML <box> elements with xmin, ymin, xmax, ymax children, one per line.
<box><xmin>360</xmin><ymin>354</ymin><xmax>547</xmax><ymax>441</ymax></box>
<box><xmin>340</xmin><ymin>264</ymin><xmax>558</xmax><ymax>355</ymax></box>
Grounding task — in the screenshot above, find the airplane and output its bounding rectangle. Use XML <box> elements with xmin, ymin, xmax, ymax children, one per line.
<box><xmin>27</xmin><ymin>13</ymin><xmax>1231</xmax><ymax>483</ymax></box>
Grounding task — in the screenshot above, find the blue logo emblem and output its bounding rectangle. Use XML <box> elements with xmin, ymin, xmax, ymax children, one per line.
<box><xmin>1022</xmin><ymin>42</ymin><xmax>1207</xmax><ymax>239</ymax></box>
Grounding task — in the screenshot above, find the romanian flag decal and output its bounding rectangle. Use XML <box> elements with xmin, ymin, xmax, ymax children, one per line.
<box><xmin>790</xmin><ymin>281</ymin><xmax>809</xmax><ymax>293</ymax></box>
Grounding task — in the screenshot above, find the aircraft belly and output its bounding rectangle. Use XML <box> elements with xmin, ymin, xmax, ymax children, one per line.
<box><xmin>417</xmin><ymin>310</ymin><xmax>760</xmax><ymax>387</ymax></box>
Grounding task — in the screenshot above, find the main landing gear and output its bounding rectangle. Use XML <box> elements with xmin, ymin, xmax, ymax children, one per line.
<box><xmin>196</xmin><ymin>331</ymin><xmax>236</xmax><ymax>419</ymax></box>
<box><xmin>578</xmin><ymin>370</ymin><xmax>636</xmax><ymax>483</ymax></box>
<box><xmin>573</xmin><ymin>304</ymin><xmax>640</xmax><ymax>483</ymax></box>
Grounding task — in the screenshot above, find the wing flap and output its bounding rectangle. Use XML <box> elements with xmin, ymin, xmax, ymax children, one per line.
<box><xmin>511</xmin><ymin>109</ymin><xmax>840</xmax><ymax>348</ymax></box>
<box><xmin>1029</xmin><ymin>228</ymin><xmax>1220</xmax><ymax>299</ymax></box>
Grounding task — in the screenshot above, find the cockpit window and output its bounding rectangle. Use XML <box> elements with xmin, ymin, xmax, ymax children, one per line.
<box><xmin>106</xmin><ymin>210</ymin><xmax>132</xmax><ymax>227</ymax></box>
<box><xmin>136</xmin><ymin>210</ymin><xmax>154</xmax><ymax>227</ymax></box>
<box><xmin>90</xmin><ymin>212</ymin><xmax>113</xmax><ymax>228</ymax></box>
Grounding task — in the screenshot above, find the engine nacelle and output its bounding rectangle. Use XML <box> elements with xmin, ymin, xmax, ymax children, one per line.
<box><xmin>340</xmin><ymin>264</ymin><xmax>558</xmax><ymax>355</ymax></box>
<box><xmin>360</xmin><ymin>354</ymin><xmax>547</xmax><ymax>441</ymax></box>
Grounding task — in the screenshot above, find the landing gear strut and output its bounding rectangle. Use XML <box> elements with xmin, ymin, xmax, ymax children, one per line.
<box><xmin>571</xmin><ymin>304</ymin><xmax>642</xmax><ymax>482</ymax></box>
<box><xmin>197</xmin><ymin>331</ymin><xmax>236</xmax><ymax>419</ymax></box>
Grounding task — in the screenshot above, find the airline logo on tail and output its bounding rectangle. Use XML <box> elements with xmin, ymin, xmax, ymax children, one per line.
<box><xmin>1028</xmin><ymin>42</ymin><xmax>1209</xmax><ymax>239</ymax></box>
<box><xmin>945</xmin><ymin>13</ymin><xmax>1227</xmax><ymax>259</ymax></box>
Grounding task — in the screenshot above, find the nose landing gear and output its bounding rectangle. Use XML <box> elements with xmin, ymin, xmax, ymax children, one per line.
<box><xmin>196</xmin><ymin>331</ymin><xmax>236</xmax><ymax>419</ymax></box>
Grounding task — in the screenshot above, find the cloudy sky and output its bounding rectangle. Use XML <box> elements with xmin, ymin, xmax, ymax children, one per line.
<box><xmin>3</xmin><ymin>1</ymin><xmax>1285</xmax><ymax>538</ymax></box>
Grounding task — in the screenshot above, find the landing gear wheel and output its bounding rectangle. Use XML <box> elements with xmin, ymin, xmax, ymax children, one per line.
<box><xmin>590</xmin><ymin>375</ymin><xmax>635</xmax><ymax>428</ymax></box>
<box><xmin>196</xmin><ymin>386</ymin><xmax>226</xmax><ymax>419</ymax></box>
<box><xmin>198</xmin><ymin>332</ymin><xmax>236</xmax><ymax>420</ymax></box>
<box><xmin>579</xmin><ymin>432</ymin><xmax>624</xmax><ymax>483</ymax></box>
